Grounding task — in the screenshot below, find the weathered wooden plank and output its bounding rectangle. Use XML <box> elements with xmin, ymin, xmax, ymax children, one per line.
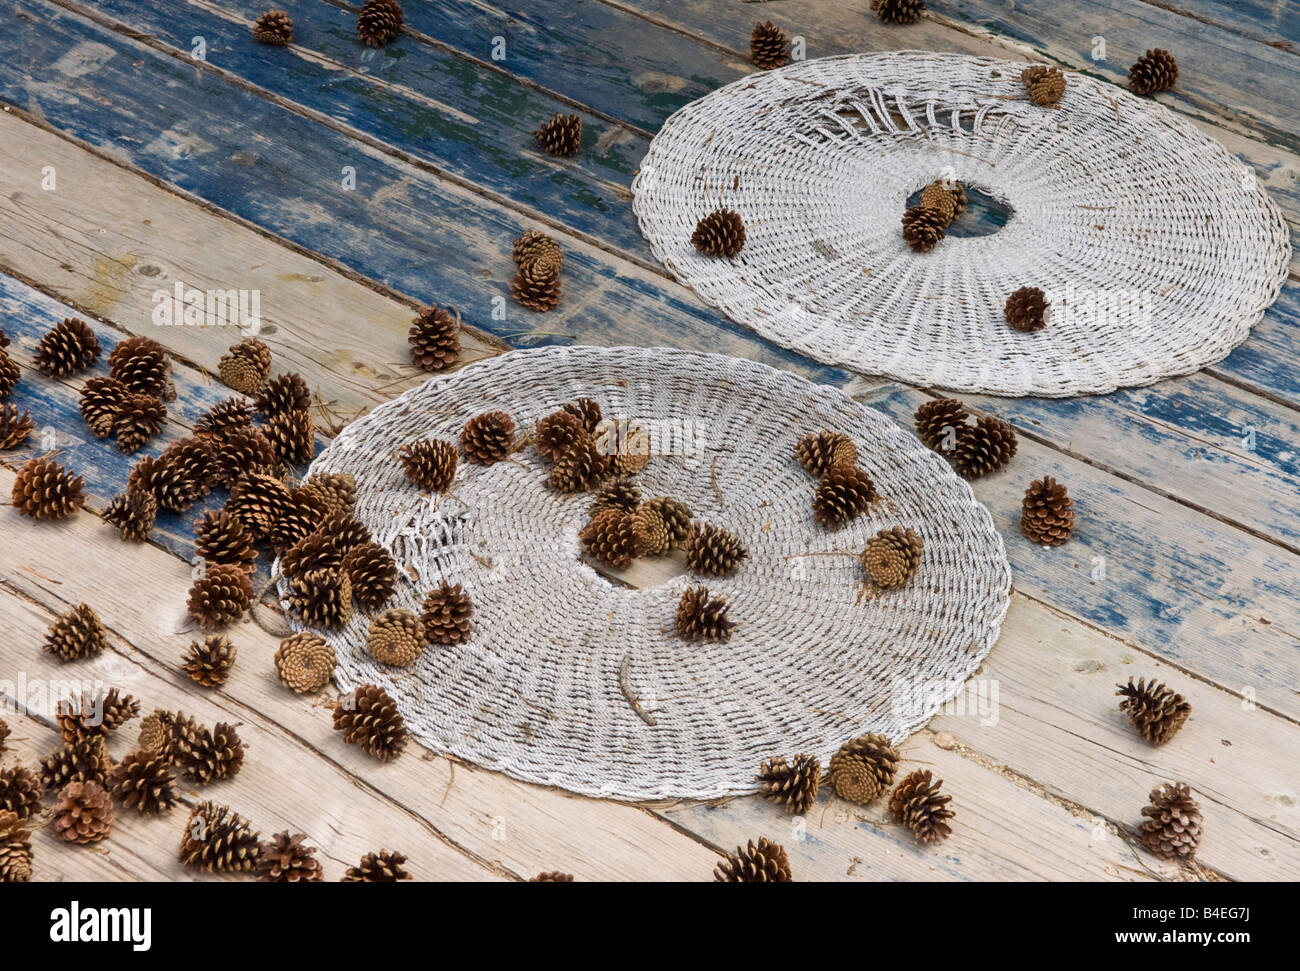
<box><xmin>1129</xmin><ymin>0</ymin><xmax>1298</xmax><ymax>49</ymax></box>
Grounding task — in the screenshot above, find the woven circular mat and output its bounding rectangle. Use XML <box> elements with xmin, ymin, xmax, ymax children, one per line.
<box><xmin>632</xmin><ymin>52</ymin><xmax>1291</xmax><ymax>397</ymax></box>
<box><xmin>286</xmin><ymin>346</ymin><xmax>1010</xmax><ymax>801</ymax></box>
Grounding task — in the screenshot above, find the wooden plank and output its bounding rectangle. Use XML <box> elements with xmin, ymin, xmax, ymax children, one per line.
<box><xmin>1130</xmin><ymin>0</ymin><xmax>1298</xmax><ymax>49</ymax></box>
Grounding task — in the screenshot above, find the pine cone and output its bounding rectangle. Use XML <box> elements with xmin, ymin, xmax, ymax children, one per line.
<box><xmin>642</xmin><ymin>496</ymin><xmax>693</xmax><ymax>547</ymax></box>
<box><xmin>52</xmin><ymin>780</ymin><xmax>114</xmax><ymax>844</ymax></box>
<box><xmin>461</xmin><ymin>410</ymin><xmax>516</xmax><ymax>464</ymax></box>
<box><xmin>889</xmin><ymin>769</ymin><xmax>954</xmax><ymax>844</ymax></box>
<box><xmin>534</xmin><ymin>113</ymin><xmax>582</xmax><ymax>157</ymax></box>
<box><xmin>342</xmin><ymin>849</ymin><xmax>411</xmax><ymax>882</ymax></box>
<box><xmin>1021</xmin><ymin>65</ymin><xmax>1066</xmax><ymax>107</ymax></box>
<box><xmin>256</xmin><ymin>372</ymin><xmax>311</xmax><ymax>418</ymax></box>
<box><xmin>194</xmin><ymin>509</ymin><xmax>259</xmax><ymax>572</ymax></box>
<box><xmin>43</xmin><ymin>603</ymin><xmax>106</xmax><ymax>662</ymax></box>
<box><xmin>685</xmin><ymin>521</ymin><xmax>748</xmax><ymax>576</ymax></box>
<box><xmin>757</xmin><ymin>754</ymin><xmax>821</xmax><ymax>814</ymax></box>
<box><xmin>40</xmin><ymin>737</ymin><xmax>111</xmax><ymax>790</ymax></box>
<box><xmin>136</xmin><ymin>712</ymin><xmax>170</xmax><ymax>755</ymax></box>
<box><xmin>301</xmin><ymin>471</ymin><xmax>356</xmax><ymax>516</ymax></box>
<box><xmin>35</xmin><ymin>318</ymin><xmax>100</xmax><ymax>377</ymax></box>
<box><xmin>860</xmin><ymin>527</ymin><xmax>923</xmax><ymax>589</ymax></box>
<box><xmin>871</xmin><ymin>0</ymin><xmax>925</xmax><ymax>24</ymax></box>
<box><xmin>0</xmin><ymin>766</ymin><xmax>43</xmax><ymax>822</ymax></box>
<box><xmin>12</xmin><ymin>456</ymin><xmax>86</xmax><ymax>520</ymax></box>
<box><xmin>713</xmin><ymin>837</ymin><xmax>792</xmax><ymax>882</ymax></box>
<box><xmin>1139</xmin><ymin>782</ymin><xmax>1201</xmax><ymax>859</ymax></box>
<box><xmin>901</xmin><ymin>205</ymin><xmax>946</xmax><ymax>253</ymax></box>
<box><xmin>187</xmin><ymin>562</ymin><xmax>255</xmax><ymax>629</ymax></box>
<box><xmin>145</xmin><ymin>436</ymin><xmax>216</xmax><ymax>512</ymax></box>
<box><xmin>258</xmin><ymin>831</ymin><xmax>323</xmax><ymax>882</ymax></box>
<box><xmin>210</xmin><ymin>425</ymin><xmax>277</xmax><ymax>489</ymax></box>
<box><xmin>1020</xmin><ymin>475</ymin><xmax>1074</xmax><ymax>545</ymax></box>
<box><xmin>343</xmin><ymin>542</ymin><xmax>397</xmax><ymax>610</ymax></box>
<box><xmin>561</xmin><ymin>397</ymin><xmax>602</xmax><ymax>434</ymax></box>
<box><xmin>828</xmin><ymin>733</ymin><xmax>899</xmax><ymax>804</ymax></box>
<box><xmin>1117</xmin><ymin>677</ymin><xmax>1191</xmax><ymax>745</ymax></box>
<box><xmin>269</xmin><ymin>487</ymin><xmax>330</xmax><ymax>554</ymax></box>
<box><xmin>79</xmin><ymin>376</ymin><xmax>129</xmax><ymax>437</ymax></box>
<box><xmin>179</xmin><ymin>801</ymin><xmax>261</xmax><ymax>873</ymax></box>
<box><xmin>109</xmin><ymin>393</ymin><xmax>165</xmax><ymax>453</ymax></box>
<box><xmin>108</xmin><ymin>335</ymin><xmax>171</xmax><ymax>399</ymax></box>
<box><xmin>675</xmin><ymin>585</ymin><xmax>735</xmax><ymax>642</ymax></box>
<box><xmin>398</xmin><ymin>438</ymin><xmax>458</xmax><ymax>491</ymax></box>
<box><xmin>750</xmin><ymin>21</ymin><xmax>789</xmax><ymax>69</ymax></box>
<box><xmin>548</xmin><ymin>435</ymin><xmax>609</xmax><ymax>492</ymax></box>
<box><xmin>182</xmin><ymin>634</ymin><xmax>237</xmax><ymax>687</ymax></box>
<box><xmin>367</xmin><ymin>609</ymin><xmax>425</xmax><ymax>667</ymax></box>
<box><xmin>57</xmin><ymin>688</ymin><xmax>139</xmax><ymax>743</ymax></box>
<box><xmin>511</xmin><ymin>253</ymin><xmax>562</xmax><ymax>312</ymax></box>
<box><xmin>691</xmin><ymin>209</ymin><xmax>746</xmax><ymax>257</ymax></box>
<box><xmin>533</xmin><ymin>410</ymin><xmax>586</xmax><ymax>462</ymax></box>
<box><xmin>253</xmin><ymin>8</ymin><xmax>293</xmax><ymax>45</ymax></box>
<box><xmin>107</xmin><ymin>748</ymin><xmax>178</xmax><ymax>815</ymax></box>
<box><xmin>953</xmin><ymin>415</ymin><xmax>1017</xmax><ymax>479</ymax></box>
<box><xmin>103</xmin><ymin>489</ymin><xmax>157</xmax><ymax>542</ymax></box>
<box><xmin>0</xmin><ymin>811</ymin><xmax>32</xmax><ymax>883</ymax></box>
<box><xmin>265</xmin><ymin>408</ymin><xmax>315</xmax><ymax>466</ymax></box>
<box><xmin>512</xmin><ymin>230</ymin><xmax>564</xmax><ymax>268</ymax></box>
<box><xmin>919</xmin><ymin>180</ymin><xmax>960</xmax><ymax>226</ymax></box>
<box><xmin>813</xmin><ymin>463</ymin><xmax>876</xmax><ymax>528</ymax></box>
<box><xmin>176</xmin><ymin>721</ymin><xmax>245</xmax><ymax>784</ymax></box>
<box><xmin>795</xmin><ymin>430</ymin><xmax>858</xmax><ymax>478</ymax></box>
<box><xmin>408</xmin><ymin>304</ymin><xmax>462</xmax><ymax>372</ymax></box>
<box><xmin>333</xmin><ymin>683</ymin><xmax>408</xmax><ymax>762</ymax></box>
<box><xmin>529</xmin><ymin>871</ymin><xmax>574</xmax><ymax>882</ymax></box>
<box><xmin>280</xmin><ymin>528</ymin><xmax>344</xmax><ymax>580</ymax></box>
<box><xmin>288</xmin><ymin>568</ymin><xmax>353</xmax><ymax>630</ymax></box>
<box><xmin>580</xmin><ymin>509</ymin><xmax>642</xmax><ymax>570</ymax></box>
<box><xmin>1129</xmin><ymin>48</ymin><xmax>1177</xmax><ymax>96</ymax></box>
<box><xmin>195</xmin><ymin>397</ymin><xmax>254</xmax><ymax>438</ymax></box>
<box><xmin>590</xmin><ymin>477</ymin><xmax>642</xmax><ymax>517</ymax></box>
<box><xmin>0</xmin><ymin>718</ymin><xmax>7</xmax><ymax>754</ymax></box>
<box><xmin>421</xmin><ymin>581</ymin><xmax>474</xmax><ymax>646</ymax></box>
<box><xmin>1005</xmin><ymin>285</ymin><xmax>1048</xmax><ymax>333</ymax></box>
<box><xmin>218</xmin><ymin>338</ymin><xmax>272</xmax><ymax>395</ymax></box>
<box><xmin>275</xmin><ymin>632</ymin><xmax>337</xmax><ymax>693</ymax></box>
<box><xmin>0</xmin><ymin>403</ymin><xmax>33</xmax><ymax>450</ymax></box>
<box><xmin>0</xmin><ymin>349</ymin><xmax>19</xmax><ymax>398</ymax></box>
<box><xmin>630</xmin><ymin>505</ymin><xmax>671</xmax><ymax>556</ymax></box>
<box><xmin>356</xmin><ymin>0</ymin><xmax>403</xmax><ymax>46</ymax></box>
<box><xmin>227</xmin><ymin>471</ymin><xmax>292</xmax><ymax>539</ymax></box>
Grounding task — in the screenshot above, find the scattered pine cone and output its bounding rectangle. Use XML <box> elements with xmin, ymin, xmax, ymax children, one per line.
<box><xmin>548</xmin><ymin>435</ymin><xmax>608</xmax><ymax>492</ymax></box>
<box><xmin>227</xmin><ymin>471</ymin><xmax>292</xmax><ymax>539</ymax></box>
<box><xmin>919</xmin><ymin>180</ymin><xmax>960</xmax><ymax>226</ymax></box>
<box><xmin>332</xmin><ymin>683</ymin><xmax>408</xmax><ymax>762</ymax></box>
<box><xmin>533</xmin><ymin>410</ymin><xmax>586</xmax><ymax>463</ymax></box>
<box><xmin>182</xmin><ymin>634</ymin><xmax>237</xmax><ymax>688</ymax></box>
<box><xmin>342</xmin><ymin>849</ymin><xmax>411</xmax><ymax>882</ymax></box>
<box><xmin>813</xmin><ymin>463</ymin><xmax>876</xmax><ymax>528</ymax></box>
<box><xmin>534</xmin><ymin>113</ymin><xmax>582</xmax><ymax>157</ymax></box>
<box><xmin>52</xmin><ymin>780</ymin><xmax>114</xmax><ymax>844</ymax></box>
<box><xmin>1020</xmin><ymin>475</ymin><xmax>1074</xmax><ymax>545</ymax></box>
<box><xmin>691</xmin><ymin>209</ymin><xmax>746</xmax><ymax>258</ymax></box>
<box><xmin>713</xmin><ymin>837</ymin><xmax>792</xmax><ymax>882</ymax></box>
<box><xmin>264</xmin><ymin>408</ymin><xmax>315</xmax><ymax>466</ymax></box>
<box><xmin>104</xmin><ymin>489</ymin><xmax>157</xmax><ymax>542</ymax></box>
<box><xmin>828</xmin><ymin>733</ymin><xmax>899</xmax><ymax>804</ymax></box>
<box><xmin>35</xmin><ymin>318</ymin><xmax>100</xmax><ymax>377</ymax></box>
<box><xmin>136</xmin><ymin>712</ymin><xmax>170</xmax><ymax>755</ymax></box>
<box><xmin>258</xmin><ymin>831</ymin><xmax>323</xmax><ymax>882</ymax></box>
<box><xmin>675</xmin><ymin>585</ymin><xmax>735</xmax><ymax>642</ymax></box>
<box><xmin>642</xmin><ymin>496</ymin><xmax>692</xmax><ymax>547</ymax></box>
<box><xmin>1139</xmin><ymin>782</ymin><xmax>1201</xmax><ymax>859</ymax></box>
<box><xmin>57</xmin><ymin>688</ymin><xmax>139</xmax><ymax>744</ymax></box>
<box><xmin>343</xmin><ymin>542</ymin><xmax>397</xmax><ymax>610</ymax></box>
<box><xmin>256</xmin><ymin>372</ymin><xmax>311</xmax><ymax>418</ymax></box>
<box><xmin>1021</xmin><ymin>65</ymin><xmax>1066</xmax><ymax>107</ymax></box>
<box><xmin>561</xmin><ymin>397</ymin><xmax>602</xmax><ymax>434</ymax></box>
<box><xmin>147</xmin><ymin>436</ymin><xmax>217</xmax><ymax>512</ymax></box>
<box><xmin>367</xmin><ymin>609</ymin><xmax>425</xmax><ymax>667</ymax></box>
<box><xmin>421</xmin><ymin>581</ymin><xmax>474</xmax><ymax>646</ymax></box>
<box><xmin>108</xmin><ymin>335</ymin><xmax>171</xmax><ymax>399</ymax></box>
<box><xmin>590</xmin><ymin>477</ymin><xmax>641</xmax><ymax>518</ymax></box>
<box><xmin>112</xmin><ymin>391</ymin><xmax>166</xmax><ymax>453</ymax></box>
<box><xmin>107</xmin><ymin>748</ymin><xmax>177</xmax><ymax>815</ymax></box>
<box><xmin>750</xmin><ymin>21</ymin><xmax>789</xmax><ymax>69</ymax></box>
<box><xmin>78</xmin><ymin>376</ymin><xmax>128</xmax><ymax>437</ymax></box>
<box><xmin>0</xmin><ymin>811</ymin><xmax>32</xmax><ymax>883</ymax></box>
<box><xmin>195</xmin><ymin>396</ymin><xmax>255</xmax><ymax>438</ymax></box>
<box><xmin>269</xmin><ymin>487</ymin><xmax>330</xmax><ymax>554</ymax></box>
<box><xmin>12</xmin><ymin>456</ymin><xmax>86</xmax><ymax>520</ymax></box>
<box><xmin>889</xmin><ymin>769</ymin><xmax>954</xmax><ymax>844</ymax></box>
<box><xmin>408</xmin><ymin>304</ymin><xmax>462</xmax><ymax>372</ymax></box>
<box><xmin>43</xmin><ymin>603</ymin><xmax>106</xmax><ymax>662</ymax></box>
<box><xmin>218</xmin><ymin>338</ymin><xmax>272</xmax><ymax>395</ymax></box>
<box><xmin>461</xmin><ymin>410</ymin><xmax>516</xmax><ymax>464</ymax></box>
<box><xmin>1117</xmin><ymin>677</ymin><xmax>1191</xmax><ymax>745</ymax></box>
<box><xmin>1005</xmin><ymin>285</ymin><xmax>1048</xmax><ymax>333</ymax></box>
<box><xmin>510</xmin><ymin>253</ymin><xmax>562</xmax><ymax>312</ymax></box>
<box><xmin>953</xmin><ymin>415</ymin><xmax>1017</xmax><ymax>479</ymax></box>
<box><xmin>901</xmin><ymin>205</ymin><xmax>946</xmax><ymax>253</ymax></box>
<box><xmin>915</xmin><ymin>397</ymin><xmax>969</xmax><ymax>452</ymax></box>
<box><xmin>757</xmin><ymin>755</ymin><xmax>820</xmax><ymax>815</ymax></box>
<box><xmin>0</xmin><ymin>349</ymin><xmax>19</xmax><ymax>398</ymax></box>
<box><xmin>209</xmin><ymin>425</ymin><xmax>277</xmax><ymax>489</ymax></box>
<box><xmin>0</xmin><ymin>403</ymin><xmax>32</xmax><ymax>450</ymax></box>
<box><xmin>179</xmin><ymin>801</ymin><xmax>261</xmax><ymax>873</ymax></box>
<box><xmin>860</xmin><ymin>527</ymin><xmax>923</xmax><ymax>589</ymax></box>
<box><xmin>630</xmin><ymin>505</ymin><xmax>671</xmax><ymax>556</ymax></box>
<box><xmin>288</xmin><ymin>568</ymin><xmax>353</xmax><ymax>630</ymax></box>
<box><xmin>176</xmin><ymin>721</ymin><xmax>245</xmax><ymax>784</ymax></box>
<box><xmin>1129</xmin><ymin>48</ymin><xmax>1177</xmax><ymax>96</ymax></box>
<box><xmin>795</xmin><ymin>430</ymin><xmax>858</xmax><ymax>478</ymax></box>
<box><xmin>356</xmin><ymin>0</ymin><xmax>403</xmax><ymax>46</ymax></box>
<box><xmin>0</xmin><ymin>766</ymin><xmax>43</xmax><ymax>821</ymax></box>
<box><xmin>274</xmin><ymin>632</ymin><xmax>337</xmax><ymax>693</ymax></box>
<box><xmin>280</xmin><ymin>527</ymin><xmax>344</xmax><ymax>580</ymax></box>
<box><xmin>40</xmin><ymin>737</ymin><xmax>111</xmax><ymax>791</ymax></box>
<box><xmin>194</xmin><ymin>509</ymin><xmax>259</xmax><ymax>572</ymax></box>
<box><xmin>872</xmin><ymin>0</ymin><xmax>925</xmax><ymax>24</ymax></box>
<box><xmin>580</xmin><ymin>509</ymin><xmax>643</xmax><ymax>570</ymax></box>
<box><xmin>512</xmin><ymin>230</ymin><xmax>563</xmax><ymax>268</ymax></box>
<box><xmin>398</xmin><ymin>438</ymin><xmax>458</xmax><ymax>491</ymax></box>
<box><xmin>530</xmin><ymin>871</ymin><xmax>575</xmax><ymax>882</ymax></box>
<box><xmin>187</xmin><ymin>562</ymin><xmax>255</xmax><ymax>630</ymax></box>
<box><xmin>253</xmin><ymin>8</ymin><xmax>293</xmax><ymax>45</ymax></box>
<box><xmin>685</xmin><ymin>521</ymin><xmax>748</xmax><ymax>576</ymax></box>
<box><xmin>0</xmin><ymin>718</ymin><xmax>7</xmax><ymax>754</ymax></box>
<box><xmin>301</xmin><ymin>471</ymin><xmax>356</xmax><ymax>516</ymax></box>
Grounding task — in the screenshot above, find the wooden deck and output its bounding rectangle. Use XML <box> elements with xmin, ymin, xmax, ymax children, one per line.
<box><xmin>0</xmin><ymin>0</ymin><xmax>1295</xmax><ymax>881</ymax></box>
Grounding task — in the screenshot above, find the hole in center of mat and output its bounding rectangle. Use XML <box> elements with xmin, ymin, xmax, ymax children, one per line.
<box><xmin>906</xmin><ymin>183</ymin><xmax>1014</xmax><ymax>238</ymax></box>
<box><xmin>582</xmin><ymin>548</ymin><xmax>691</xmax><ymax>591</ymax></box>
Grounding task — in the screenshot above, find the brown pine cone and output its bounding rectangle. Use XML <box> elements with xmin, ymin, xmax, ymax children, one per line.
<box><xmin>57</xmin><ymin>688</ymin><xmax>139</xmax><ymax>744</ymax></box>
<box><xmin>103</xmin><ymin>489</ymin><xmax>157</xmax><ymax>542</ymax></box>
<box><xmin>1005</xmin><ymin>285</ymin><xmax>1048</xmax><ymax>333</ymax></box>
<box><xmin>0</xmin><ymin>403</ymin><xmax>34</xmax><ymax>450</ymax></box>
<box><xmin>1139</xmin><ymin>782</ymin><xmax>1201</xmax><ymax>859</ymax></box>
<box><xmin>919</xmin><ymin>180</ymin><xmax>960</xmax><ymax>227</ymax></box>
<box><xmin>209</xmin><ymin>425</ymin><xmax>277</xmax><ymax>489</ymax></box>
<box><xmin>182</xmin><ymin>634</ymin><xmax>237</xmax><ymax>687</ymax></box>
<box><xmin>258</xmin><ymin>831</ymin><xmax>324</xmax><ymax>882</ymax></box>
<box><xmin>534</xmin><ymin>410</ymin><xmax>587</xmax><ymax>462</ymax></box>
<box><xmin>529</xmin><ymin>871</ymin><xmax>575</xmax><ymax>882</ymax></box>
<box><xmin>187</xmin><ymin>562</ymin><xmax>255</xmax><ymax>630</ymax></box>
<box><xmin>713</xmin><ymin>837</ymin><xmax>792</xmax><ymax>882</ymax></box>
<box><xmin>144</xmin><ymin>437</ymin><xmax>216</xmax><ymax>512</ymax></box>
<box><xmin>275</xmin><ymin>632</ymin><xmax>337</xmax><ymax>693</ymax></box>
<box><xmin>750</xmin><ymin>21</ymin><xmax>789</xmax><ymax>69</ymax></box>
<box><xmin>52</xmin><ymin>780</ymin><xmax>114</xmax><ymax>844</ymax></box>
<box><xmin>356</xmin><ymin>0</ymin><xmax>403</xmax><ymax>46</ymax></box>
<box><xmin>872</xmin><ymin>0</ymin><xmax>925</xmax><ymax>23</ymax></box>
<box><xmin>828</xmin><ymin>733</ymin><xmax>899</xmax><ymax>804</ymax></box>
<box><xmin>795</xmin><ymin>430</ymin><xmax>858</xmax><ymax>478</ymax></box>
<box><xmin>288</xmin><ymin>568</ymin><xmax>353</xmax><ymax>630</ymax></box>
<box><xmin>580</xmin><ymin>509</ymin><xmax>642</xmax><ymax>570</ymax></box>
<box><xmin>691</xmin><ymin>209</ymin><xmax>746</xmax><ymax>257</ymax></box>
<box><xmin>813</xmin><ymin>463</ymin><xmax>876</xmax><ymax>528</ymax></box>
<box><xmin>218</xmin><ymin>338</ymin><xmax>272</xmax><ymax>395</ymax></box>
<box><xmin>0</xmin><ymin>811</ymin><xmax>32</xmax><ymax>883</ymax></box>
<box><xmin>685</xmin><ymin>521</ymin><xmax>748</xmax><ymax>576</ymax></box>
<box><xmin>253</xmin><ymin>8</ymin><xmax>293</xmax><ymax>45</ymax></box>
<box><xmin>79</xmin><ymin>376</ymin><xmax>129</xmax><ymax>437</ymax></box>
<box><xmin>561</xmin><ymin>397</ymin><xmax>602</xmax><ymax>434</ymax></box>
<box><xmin>194</xmin><ymin>509</ymin><xmax>259</xmax><ymax>572</ymax></box>
<box><xmin>461</xmin><ymin>410</ymin><xmax>516</xmax><ymax>464</ymax></box>
<box><xmin>421</xmin><ymin>581</ymin><xmax>474</xmax><ymax>645</ymax></box>
<box><xmin>269</xmin><ymin>487</ymin><xmax>330</xmax><ymax>554</ymax></box>
<box><xmin>0</xmin><ymin>766</ymin><xmax>43</xmax><ymax>821</ymax></box>
<box><xmin>889</xmin><ymin>769</ymin><xmax>954</xmax><ymax>844</ymax></box>
<box><xmin>511</xmin><ymin>253</ymin><xmax>562</xmax><ymax>312</ymax></box>
<box><xmin>1129</xmin><ymin>48</ymin><xmax>1177</xmax><ymax>96</ymax></box>
<box><xmin>311</xmin><ymin>511</ymin><xmax>377</xmax><ymax>554</ymax></box>
<box><xmin>107</xmin><ymin>748</ymin><xmax>177</xmax><ymax>815</ymax></box>
<box><xmin>342</xmin><ymin>849</ymin><xmax>411</xmax><ymax>882</ymax></box>
<box><xmin>1020</xmin><ymin>475</ymin><xmax>1074</xmax><ymax>545</ymax></box>
<box><xmin>264</xmin><ymin>408</ymin><xmax>315</xmax><ymax>466</ymax></box>
<box><xmin>1021</xmin><ymin>65</ymin><xmax>1066</xmax><ymax>107</ymax></box>
<box><xmin>12</xmin><ymin>456</ymin><xmax>86</xmax><ymax>520</ymax></box>
<box><xmin>111</xmin><ymin>392</ymin><xmax>165</xmax><ymax>454</ymax></box>
<box><xmin>953</xmin><ymin>415</ymin><xmax>1017</xmax><ymax>479</ymax></box>
<box><xmin>35</xmin><ymin>318</ymin><xmax>100</xmax><ymax>377</ymax></box>
<box><xmin>757</xmin><ymin>754</ymin><xmax>821</xmax><ymax>815</ymax></box>
<box><xmin>901</xmin><ymin>205</ymin><xmax>946</xmax><ymax>253</ymax></box>
<box><xmin>280</xmin><ymin>527</ymin><xmax>345</xmax><ymax>580</ymax></box>
<box><xmin>398</xmin><ymin>438</ymin><xmax>458</xmax><ymax>491</ymax></box>
<box><xmin>1117</xmin><ymin>677</ymin><xmax>1191</xmax><ymax>745</ymax></box>
<box><xmin>176</xmin><ymin>721</ymin><xmax>245</xmax><ymax>784</ymax></box>
<box><xmin>408</xmin><ymin>304</ymin><xmax>462</xmax><ymax>372</ymax></box>
<box><xmin>548</xmin><ymin>435</ymin><xmax>609</xmax><ymax>492</ymax></box>
<box><xmin>43</xmin><ymin>603</ymin><xmax>107</xmax><ymax>662</ymax></box>
<box><xmin>179</xmin><ymin>801</ymin><xmax>261</xmax><ymax>873</ymax></box>
<box><xmin>534</xmin><ymin>113</ymin><xmax>582</xmax><ymax>157</ymax></box>
<box><xmin>860</xmin><ymin>527</ymin><xmax>923</xmax><ymax>589</ymax></box>
<box><xmin>108</xmin><ymin>335</ymin><xmax>172</xmax><ymax>399</ymax></box>
<box><xmin>136</xmin><ymin>712</ymin><xmax>170</xmax><ymax>755</ymax></box>
<box><xmin>630</xmin><ymin>505</ymin><xmax>671</xmax><ymax>556</ymax></box>
<box><xmin>675</xmin><ymin>585</ymin><xmax>735</xmax><ymax>642</ymax></box>
<box><xmin>590</xmin><ymin>477</ymin><xmax>642</xmax><ymax>517</ymax></box>
<box><xmin>256</xmin><ymin>372</ymin><xmax>311</xmax><ymax>419</ymax></box>
<box><xmin>343</xmin><ymin>542</ymin><xmax>397</xmax><ymax>610</ymax></box>
<box><xmin>333</xmin><ymin>683</ymin><xmax>408</xmax><ymax>762</ymax></box>
<box><xmin>0</xmin><ymin>349</ymin><xmax>18</xmax><ymax>399</ymax></box>
<box><xmin>301</xmin><ymin>471</ymin><xmax>357</xmax><ymax>516</ymax></box>
<box><xmin>195</xmin><ymin>396</ymin><xmax>255</xmax><ymax>438</ymax></box>
<box><xmin>367</xmin><ymin>609</ymin><xmax>425</xmax><ymax>667</ymax></box>
<box><xmin>40</xmin><ymin>737</ymin><xmax>111</xmax><ymax>791</ymax></box>
<box><xmin>512</xmin><ymin>230</ymin><xmax>564</xmax><ymax>269</ymax></box>
<box><xmin>642</xmin><ymin>496</ymin><xmax>693</xmax><ymax>547</ymax></box>
<box><xmin>227</xmin><ymin>470</ymin><xmax>292</xmax><ymax>539</ymax></box>
<box><xmin>0</xmin><ymin>718</ymin><xmax>7</xmax><ymax>754</ymax></box>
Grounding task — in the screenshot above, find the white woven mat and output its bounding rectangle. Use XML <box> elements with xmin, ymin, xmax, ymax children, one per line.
<box><xmin>287</xmin><ymin>346</ymin><xmax>1010</xmax><ymax>801</ymax></box>
<box><xmin>632</xmin><ymin>52</ymin><xmax>1291</xmax><ymax>397</ymax></box>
